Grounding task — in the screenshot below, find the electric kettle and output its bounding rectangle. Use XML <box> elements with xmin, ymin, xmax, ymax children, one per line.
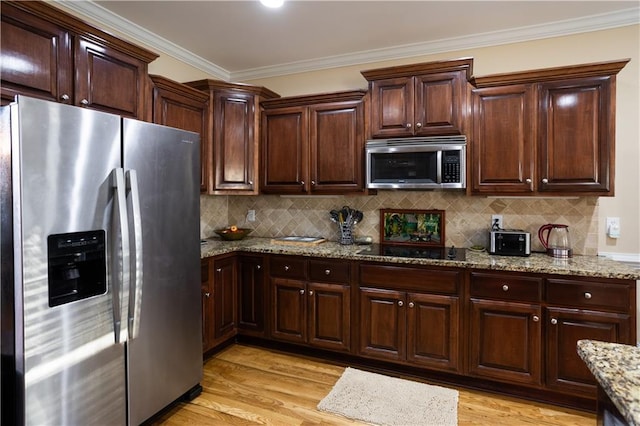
<box><xmin>538</xmin><ymin>224</ymin><xmax>572</xmax><ymax>258</ymax></box>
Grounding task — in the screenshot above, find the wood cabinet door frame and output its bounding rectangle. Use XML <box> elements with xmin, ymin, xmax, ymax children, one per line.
<box><xmin>201</xmin><ymin>259</ymin><xmax>214</xmax><ymax>352</ymax></box>
<box><xmin>545</xmin><ymin>307</ymin><xmax>630</xmax><ymax>396</ymax></box>
<box><xmin>469</xmin><ymin>299</ymin><xmax>542</xmax><ymax>386</ymax></box>
<box><xmin>369</xmin><ymin>76</ymin><xmax>414</xmax><ymax>138</ymax></box>
<box><xmin>358</xmin><ymin>287</ymin><xmax>406</xmax><ymax>361</ymax></box>
<box><xmin>406</xmin><ymin>292</ymin><xmax>460</xmax><ymax>372</ymax></box>
<box><xmin>414</xmin><ymin>71</ymin><xmax>466</xmax><ymax>136</ymax></box>
<box><xmin>213</xmin><ymin>257</ymin><xmax>238</xmax><ymax>342</ymax></box>
<box><xmin>270</xmin><ymin>277</ymin><xmax>307</xmax><ymax>343</ymax></box>
<box><xmin>237</xmin><ymin>255</ymin><xmax>265</xmax><ymax>335</ymax></box>
<box><xmin>307</xmin><ymin>282</ymin><xmax>351</xmax><ymax>351</ymax></box>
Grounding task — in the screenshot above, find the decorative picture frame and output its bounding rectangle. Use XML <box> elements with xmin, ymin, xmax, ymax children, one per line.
<box><xmin>380</xmin><ymin>209</ymin><xmax>445</xmax><ymax>246</ymax></box>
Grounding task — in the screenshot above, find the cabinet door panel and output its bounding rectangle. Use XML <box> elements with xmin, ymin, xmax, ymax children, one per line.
<box><xmin>75</xmin><ymin>37</ymin><xmax>146</xmax><ymax>118</ymax></box>
<box><xmin>407</xmin><ymin>293</ymin><xmax>460</xmax><ymax>372</ymax></box>
<box><xmin>308</xmin><ymin>282</ymin><xmax>350</xmax><ymax>351</ymax></box>
<box><xmin>309</xmin><ymin>101</ymin><xmax>364</xmax><ymax>192</ymax></box>
<box><xmin>213</xmin><ymin>257</ymin><xmax>237</xmax><ymax>341</ymax></box>
<box><xmin>261</xmin><ymin>107</ymin><xmax>308</xmax><ymax>193</ymax></box>
<box><xmin>546</xmin><ymin>307</ymin><xmax>630</xmax><ymax>396</ymax></box>
<box><xmin>538</xmin><ymin>77</ymin><xmax>612</xmax><ymax>193</ymax></box>
<box><xmin>0</xmin><ymin>4</ymin><xmax>73</xmax><ymax>104</ymax></box>
<box><xmin>214</xmin><ymin>91</ymin><xmax>255</xmax><ymax>191</ymax></box>
<box><xmin>469</xmin><ymin>299</ymin><xmax>542</xmax><ymax>386</ymax></box>
<box><xmin>358</xmin><ymin>287</ymin><xmax>405</xmax><ymax>361</ymax></box>
<box><xmin>415</xmin><ymin>72</ymin><xmax>465</xmax><ymax>136</ymax></box>
<box><xmin>271</xmin><ymin>278</ymin><xmax>306</xmax><ymax>343</ymax></box>
<box><xmin>369</xmin><ymin>77</ymin><xmax>414</xmax><ymax>138</ymax></box>
<box><xmin>471</xmin><ymin>85</ymin><xmax>535</xmax><ymax>194</ymax></box>
<box><xmin>201</xmin><ymin>259</ymin><xmax>214</xmax><ymax>353</ymax></box>
<box><xmin>237</xmin><ymin>256</ymin><xmax>265</xmax><ymax>335</ymax></box>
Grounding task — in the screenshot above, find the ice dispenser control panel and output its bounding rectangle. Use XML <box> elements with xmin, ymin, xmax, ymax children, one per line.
<box><xmin>47</xmin><ymin>230</ymin><xmax>107</xmax><ymax>307</ymax></box>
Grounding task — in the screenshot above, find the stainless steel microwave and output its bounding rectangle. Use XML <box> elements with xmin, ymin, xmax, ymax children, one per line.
<box><xmin>365</xmin><ymin>136</ymin><xmax>466</xmax><ymax>189</ymax></box>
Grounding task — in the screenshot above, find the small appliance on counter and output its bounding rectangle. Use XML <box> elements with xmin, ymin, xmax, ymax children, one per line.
<box><xmin>538</xmin><ymin>223</ymin><xmax>572</xmax><ymax>258</ymax></box>
<box><xmin>489</xmin><ymin>229</ymin><xmax>531</xmax><ymax>257</ymax></box>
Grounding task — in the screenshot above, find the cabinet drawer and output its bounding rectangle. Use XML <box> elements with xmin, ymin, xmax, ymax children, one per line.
<box><xmin>470</xmin><ymin>272</ymin><xmax>542</xmax><ymax>302</ymax></box>
<box><xmin>309</xmin><ymin>260</ymin><xmax>350</xmax><ymax>283</ymax></box>
<box><xmin>360</xmin><ymin>264</ymin><xmax>459</xmax><ymax>294</ymax></box>
<box><xmin>270</xmin><ymin>256</ymin><xmax>307</xmax><ymax>280</ymax></box>
<box><xmin>546</xmin><ymin>278</ymin><xmax>631</xmax><ymax>312</ymax></box>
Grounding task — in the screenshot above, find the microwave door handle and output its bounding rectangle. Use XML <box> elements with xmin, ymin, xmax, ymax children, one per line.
<box><xmin>436</xmin><ymin>150</ymin><xmax>443</xmax><ymax>184</ymax></box>
<box><xmin>126</xmin><ymin>169</ymin><xmax>143</xmax><ymax>340</ymax></box>
<box><xmin>111</xmin><ymin>168</ymin><xmax>130</xmax><ymax>344</ymax></box>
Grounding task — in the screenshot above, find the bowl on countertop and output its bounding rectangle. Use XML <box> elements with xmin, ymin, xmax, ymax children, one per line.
<box><xmin>214</xmin><ymin>228</ymin><xmax>252</xmax><ymax>241</ymax></box>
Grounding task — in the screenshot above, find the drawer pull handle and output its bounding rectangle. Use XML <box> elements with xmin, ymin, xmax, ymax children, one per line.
<box><xmin>257</xmin><ymin>265</ymin><xmax>261</xmax><ymax>270</ymax></box>
<box><xmin>502</xmin><ymin>284</ymin><xmax>509</xmax><ymax>291</ymax></box>
<box><xmin>204</xmin><ymin>292</ymin><xmax>210</xmax><ymax>298</ymax></box>
<box><xmin>532</xmin><ymin>315</ymin><xmax>540</xmax><ymax>322</ymax></box>
<box><xmin>408</xmin><ymin>302</ymin><xmax>415</xmax><ymax>308</ymax></box>
<box><xmin>398</xmin><ymin>301</ymin><xmax>404</xmax><ymax>307</ymax></box>
<box><xmin>551</xmin><ymin>318</ymin><xmax>558</xmax><ymax>325</ymax></box>
<box><xmin>325</xmin><ymin>269</ymin><xmax>331</xmax><ymax>275</ymax></box>
<box><xmin>216</xmin><ymin>268</ymin><xmax>222</xmax><ymax>272</ymax></box>
<box><xmin>284</xmin><ymin>265</ymin><xmax>290</xmax><ymax>271</ymax></box>
<box><xmin>309</xmin><ymin>290</ymin><xmax>314</xmax><ymax>296</ymax></box>
<box><xmin>584</xmin><ymin>292</ymin><xmax>592</xmax><ymax>299</ymax></box>
<box><xmin>299</xmin><ymin>289</ymin><xmax>305</xmax><ymax>295</ymax></box>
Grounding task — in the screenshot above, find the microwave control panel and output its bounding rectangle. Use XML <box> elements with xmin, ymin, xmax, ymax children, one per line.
<box><xmin>442</xmin><ymin>151</ymin><xmax>461</xmax><ymax>183</ymax></box>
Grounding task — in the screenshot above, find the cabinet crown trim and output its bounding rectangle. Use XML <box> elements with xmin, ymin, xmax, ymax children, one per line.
<box><xmin>471</xmin><ymin>58</ymin><xmax>630</xmax><ymax>88</ymax></box>
<box><xmin>184</xmin><ymin>79</ymin><xmax>280</xmax><ymax>99</ymax></box>
<box><xmin>361</xmin><ymin>57</ymin><xmax>474</xmax><ymax>81</ymax></box>
<box><xmin>150</xmin><ymin>75</ymin><xmax>210</xmax><ymax>101</ymax></box>
<box><xmin>260</xmin><ymin>90</ymin><xmax>367</xmax><ymax>109</ymax></box>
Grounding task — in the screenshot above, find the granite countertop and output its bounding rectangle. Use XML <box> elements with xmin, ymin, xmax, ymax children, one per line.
<box><xmin>201</xmin><ymin>237</ymin><xmax>640</xmax><ymax>280</ymax></box>
<box><xmin>577</xmin><ymin>340</ymin><xmax>640</xmax><ymax>425</ymax></box>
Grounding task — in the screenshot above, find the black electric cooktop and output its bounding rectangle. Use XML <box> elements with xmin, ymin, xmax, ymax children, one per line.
<box><xmin>357</xmin><ymin>244</ymin><xmax>466</xmax><ymax>261</ymax></box>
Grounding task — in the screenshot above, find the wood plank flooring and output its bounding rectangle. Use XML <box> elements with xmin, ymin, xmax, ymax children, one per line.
<box><xmin>149</xmin><ymin>344</ymin><xmax>594</xmax><ymax>425</ymax></box>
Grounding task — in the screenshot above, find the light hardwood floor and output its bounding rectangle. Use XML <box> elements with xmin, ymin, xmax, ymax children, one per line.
<box><xmin>150</xmin><ymin>344</ymin><xmax>595</xmax><ymax>425</ymax></box>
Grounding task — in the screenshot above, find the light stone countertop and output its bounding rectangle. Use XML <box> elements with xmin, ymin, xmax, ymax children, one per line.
<box><xmin>201</xmin><ymin>237</ymin><xmax>640</xmax><ymax>280</ymax></box>
<box><xmin>577</xmin><ymin>340</ymin><xmax>640</xmax><ymax>425</ymax></box>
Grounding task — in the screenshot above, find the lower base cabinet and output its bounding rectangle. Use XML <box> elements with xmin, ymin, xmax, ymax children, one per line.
<box><xmin>201</xmin><ymin>255</ymin><xmax>237</xmax><ymax>353</ymax></box>
<box><xmin>237</xmin><ymin>255</ymin><xmax>266</xmax><ymax>336</ymax></box>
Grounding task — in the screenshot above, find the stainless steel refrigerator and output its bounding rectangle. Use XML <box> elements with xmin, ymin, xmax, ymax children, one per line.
<box><xmin>1</xmin><ymin>95</ymin><xmax>203</xmax><ymax>425</ymax></box>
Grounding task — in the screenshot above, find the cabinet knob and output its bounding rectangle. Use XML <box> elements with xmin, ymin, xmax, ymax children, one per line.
<box><xmin>311</xmin><ymin>180</ymin><xmax>316</xmax><ymax>186</ymax></box>
<box><xmin>248</xmin><ymin>180</ymin><xmax>254</xmax><ymax>185</ymax></box>
<box><xmin>216</xmin><ymin>268</ymin><xmax>222</xmax><ymax>272</ymax></box>
<box><xmin>299</xmin><ymin>289</ymin><xmax>305</xmax><ymax>295</ymax></box>
<box><xmin>80</xmin><ymin>99</ymin><xmax>89</xmax><ymax>106</ymax></box>
<box><xmin>408</xmin><ymin>302</ymin><xmax>415</xmax><ymax>308</ymax></box>
<box><xmin>60</xmin><ymin>94</ymin><xmax>70</xmax><ymax>102</ymax></box>
<box><xmin>324</xmin><ymin>269</ymin><xmax>331</xmax><ymax>275</ymax></box>
<box><xmin>406</xmin><ymin>123</ymin><xmax>412</xmax><ymax>129</ymax></box>
<box><xmin>415</xmin><ymin>122</ymin><xmax>422</xmax><ymax>128</ymax></box>
<box><xmin>542</xmin><ymin>178</ymin><xmax>549</xmax><ymax>184</ymax></box>
<box><xmin>525</xmin><ymin>178</ymin><xmax>532</xmax><ymax>184</ymax></box>
<box><xmin>532</xmin><ymin>315</ymin><xmax>540</xmax><ymax>322</ymax></box>
<box><xmin>309</xmin><ymin>290</ymin><xmax>314</xmax><ymax>296</ymax></box>
<box><xmin>256</xmin><ymin>265</ymin><xmax>261</xmax><ymax>270</ymax></box>
<box><xmin>502</xmin><ymin>284</ymin><xmax>509</xmax><ymax>291</ymax></box>
<box><xmin>300</xmin><ymin>181</ymin><xmax>305</xmax><ymax>186</ymax></box>
<box><xmin>284</xmin><ymin>265</ymin><xmax>290</xmax><ymax>271</ymax></box>
<box><xmin>584</xmin><ymin>292</ymin><xmax>592</xmax><ymax>299</ymax></box>
<box><xmin>204</xmin><ymin>292</ymin><xmax>210</xmax><ymax>298</ymax></box>
<box><xmin>398</xmin><ymin>300</ymin><xmax>404</xmax><ymax>307</ymax></box>
<box><xmin>551</xmin><ymin>318</ymin><xmax>558</xmax><ymax>325</ymax></box>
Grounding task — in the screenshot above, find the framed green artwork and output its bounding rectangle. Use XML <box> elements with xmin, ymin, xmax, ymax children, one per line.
<box><xmin>380</xmin><ymin>209</ymin><xmax>445</xmax><ymax>246</ymax></box>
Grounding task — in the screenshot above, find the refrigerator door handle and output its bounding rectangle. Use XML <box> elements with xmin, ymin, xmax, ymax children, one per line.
<box><xmin>126</xmin><ymin>169</ymin><xmax>144</xmax><ymax>340</ymax></box>
<box><xmin>112</xmin><ymin>168</ymin><xmax>130</xmax><ymax>344</ymax></box>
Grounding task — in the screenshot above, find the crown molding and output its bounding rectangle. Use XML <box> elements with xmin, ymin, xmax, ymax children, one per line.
<box><xmin>54</xmin><ymin>1</ymin><xmax>638</xmax><ymax>82</ymax></box>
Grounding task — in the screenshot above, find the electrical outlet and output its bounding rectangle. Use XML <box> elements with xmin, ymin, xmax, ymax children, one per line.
<box><xmin>491</xmin><ymin>215</ymin><xmax>503</xmax><ymax>230</ymax></box>
<box><xmin>247</xmin><ymin>210</ymin><xmax>256</xmax><ymax>222</ymax></box>
<box><xmin>606</xmin><ymin>217</ymin><xmax>620</xmax><ymax>238</ymax></box>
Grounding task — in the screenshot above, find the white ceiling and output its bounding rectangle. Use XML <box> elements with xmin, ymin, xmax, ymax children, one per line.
<box><xmin>61</xmin><ymin>1</ymin><xmax>639</xmax><ymax>81</ymax></box>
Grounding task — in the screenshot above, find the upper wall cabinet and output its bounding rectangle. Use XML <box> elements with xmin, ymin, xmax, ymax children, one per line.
<box><xmin>470</xmin><ymin>59</ymin><xmax>629</xmax><ymax>196</ymax></box>
<box><xmin>361</xmin><ymin>58</ymin><xmax>473</xmax><ymax>138</ymax></box>
<box><xmin>260</xmin><ymin>91</ymin><xmax>367</xmax><ymax>195</ymax></box>
<box><xmin>149</xmin><ymin>75</ymin><xmax>210</xmax><ymax>193</ymax></box>
<box><xmin>186</xmin><ymin>80</ymin><xmax>279</xmax><ymax>195</ymax></box>
<box><xmin>1</xmin><ymin>1</ymin><xmax>158</xmax><ymax>119</ymax></box>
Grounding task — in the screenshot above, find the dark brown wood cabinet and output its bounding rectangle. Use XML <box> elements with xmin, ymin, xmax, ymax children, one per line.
<box><xmin>544</xmin><ymin>277</ymin><xmax>634</xmax><ymax>397</ymax></box>
<box><xmin>201</xmin><ymin>258</ymin><xmax>214</xmax><ymax>353</ymax></box>
<box><xmin>269</xmin><ymin>256</ymin><xmax>351</xmax><ymax>351</ymax></box>
<box><xmin>201</xmin><ymin>255</ymin><xmax>237</xmax><ymax>353</ymax></box>
<box><xmin>237</xmin><ymin>255</ymin><xmax>266</xmax><ymax>336</ymax></box>
<box><xmin>185</xmin><ymin>80</ymin><xmax>279</xmax><ymax>194</ymax></box>
<box><xmin>361</xmin><ymin>58</ymin><xmax>472</xmax><ymax>138</ymax></box>
<box><xmin>358</xmin><ymin>263</ymin><xmax>462</xmax><ymax>372</ymax></box>
<box><xmin>149</xmin><ymin>75</ymin><xmax>210</xmax><ymax>193</ymax></box>
<box><xmin>260</xmin><ymin>91</ymin><xmax>367</xmax><ymax>194</ymax></box>
<box><xmin>470</xmin><ymin>59</ymin><xmax>629</xmax><ymax>196</ymax></box>
<box><xmin>1</xmin><ymin>1</ymin><xmax>157</xmax><ymax>119</ymax></box>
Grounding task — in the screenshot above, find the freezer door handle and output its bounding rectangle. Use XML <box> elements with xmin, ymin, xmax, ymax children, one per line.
<box><xmin>126</xmin><ymin>169</ymin><xmax>144</xmax><ymax>340</ymax></box>
<box><xmin>112</xmin><ymin>168</ymin><xmax>130</xmax><ymax>344</ymax></box>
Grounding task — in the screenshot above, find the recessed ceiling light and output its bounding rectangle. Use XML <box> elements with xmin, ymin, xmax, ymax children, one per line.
<box><xmin>260</xmin><ymin>0</ymin><xmax>284</xmax><ymax>8</ymax></box>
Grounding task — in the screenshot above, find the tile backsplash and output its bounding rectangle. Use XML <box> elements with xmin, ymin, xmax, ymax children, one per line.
<box><xmin>201</xmin><ymin>192</ymin><xmax>599</xmax><ymax>255</ymax></box>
